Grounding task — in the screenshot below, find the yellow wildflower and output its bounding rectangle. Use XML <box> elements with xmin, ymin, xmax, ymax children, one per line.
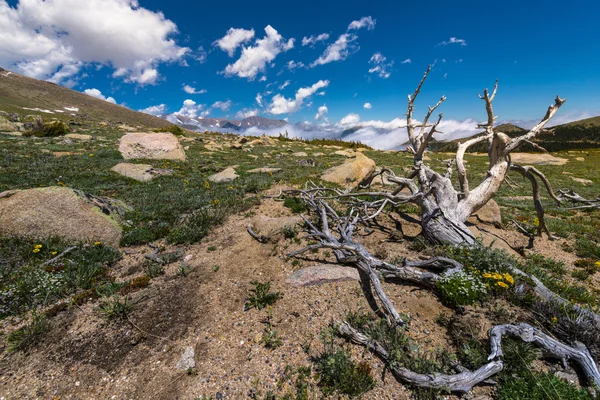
<box><xmin>34</xmin><ymin>244</ymin><xmax>43</xmax><ymax>249</ymax></box>
<box><xmin>492</xmin><ymin>273</ymin><xmax>503</xmax><ymax>280</ymax></box>
<box><xmin>482</xmin><ymin>273</ymin><xmax>493</xmax><ymax>278</ymax></box>
<box><xmin>94</xmin><ymin>241</ymin><xmax>101</xmax><ymax>246</ymax></box>
<box><xmin>503</xmin><ymin>273</ymin><xmax>514</xmax><ymax>285</ymax></box>
<box><xmin>32</xmin><ymin>248</ymin><xmax>40</xmax><ymax>253</ymax></box>
<box><xmin>204</xmin><ymin>181</ymin><xmax>210</xmax><ymax>189</ymax></box>
<box><xmin>228</xmin><ymin>186</ymin><xmax>233</xmax><ymax>189</ymax></box>
<box><xmin>595</xmin><ymin>261</ymin><xmax>600</xmax><ymax>268</ymax></box>
<box><xmin>214</xmin><ymin>199</ymin><xmax>220</xmax><ymax>205</ymax></box>
<box><xmin>496</xmin><ymin>281</ymin><xmax>509</xmax><ymax>289</ymax></box>
<box><xmin>51</xmin><ymin>251</ymin><xmax>57</xmax><ymax>255</ymax></box>
<box><xmin>89</xmin><ymin>153</ymin><xmax>94</xmax><ymax>157</ymax></box>
<box><xmin>184</xmin><ymin>179</ymin><xmax>189</xmax><ymax>185</ymax></box>
<box><xmin>533</xmin><ymin>217</ymin><xmax>539</xmax><ymax>227</ymax></box>
<box><xmin>551</xmin><ymin>316</ymin><xmax>558</xmax><ymax>324</ymax></box>
<box><xmin>57</xmin><ymin>181</ymin><xmax>65</xmax><ymax>186</ymax></box>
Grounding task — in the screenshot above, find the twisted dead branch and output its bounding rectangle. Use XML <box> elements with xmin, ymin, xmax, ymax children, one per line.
<box><xmin>557</xmin><ymin>189</ymin><xmax>600</xmax><ymax>210</ymax></box>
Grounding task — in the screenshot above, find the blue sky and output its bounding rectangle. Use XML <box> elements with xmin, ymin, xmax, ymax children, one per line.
<box><xmin>1</xmin><ymin>0</ymin><xmax>599</xmax><ymax>141</ymax></box>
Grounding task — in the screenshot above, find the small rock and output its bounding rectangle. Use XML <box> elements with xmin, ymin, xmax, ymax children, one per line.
<box><xmin>249</xmin><ymin>215</ymin><xmax>302</xmax><ymax>242</ymax></box>
<box><xmin>208</xmin><ymin>167</ymin><xmax>239</xmax><ymax>183</ymax></box>
<box><xmin>64</xmin><ymin>133</ymin><xmax>93</xmax><ymax>141</ymax></box>
<box><xmin>312</xmin><ymin>152</ymin><xmax>325</xmax><ymax>157</ymax></box>
<box><xmin>247</xmin><ymin>167</ymin><xmax>282</xmax><ymax>174</ymax></box>
<box><xmin>292</xmin><ymin>152</ymin><xmax>308</xmax><ymax>157</ymax></box>
<box><xmin>285</xmin><ymin>265</ymin><xmax>360</xmax><ymax>287</ymax></box>
<box><xmin>230</xmin><ymin>143</ymin><xmax>243</xmax><ymax>150</ymax></box>
<box><xmin>472</xmin><ymin>199</ymin><xmax>502</xmax><ymax>226</ymax></box>
<box><xmin>571</xmin><ymin>177</ymin><xmax>593</xmax><ymax>185</ymax></box>
<box><xmin>110</xmin><ymin>163</ymin><xmax>172</xmax><ymax>182</ymax></box>
<box><xmin>297</xmin><ymin>159</ymin><xmax>316</xmax><ymax>167</ymax></box>
<box><xmin>175</xmin><ymin>346</ymin><xmax>195</xmax><ymax>371</ymax></box>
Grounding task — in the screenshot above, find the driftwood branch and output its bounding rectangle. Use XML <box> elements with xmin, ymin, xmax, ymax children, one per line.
<box><xmin>557</xmin><ymin>189</ymin><xmax>600</xmax><ymax>210</ymax></box>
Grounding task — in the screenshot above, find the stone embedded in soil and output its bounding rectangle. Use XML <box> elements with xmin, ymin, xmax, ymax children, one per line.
<box><xmin>292</xmin><ymin>152</ymin><xmax>308</xmax><ymax>157</ymax></box>
<box><xmin>119</xmin><ymin>132</ymin><xmax>186</xmax><ymax>161</ymax></box>
<box><xmin>320</xmin><ymin>153</ymin><xmax>376</xmax><ymax>188</ymax></box>
<box><xmin>208</xmin><ymin>167</ymin><xmax>239</xmax><ymax>183</ymax></box>
<box><xmin>175</xmin><ymin>346</ymin><xmax>196</xmax><ymax>371</ymax></box>
<box><xmin>472</xmin><ymin>199</ymin><xmax>502</xmax><ymax>226</ymax></box>
<box><xmin>285</xmin><ymin>264</ymin><xmax>360</xmax><ymax>287</ymax></box>
<box><xmin>571</xmin><ymin>176</ymin><xmax>593</xmax><ymax>185</ymax></box>
<box><xmin>0</xmin><ymin>186</ymin><xmax>128</xmax><ymax>245</ymax></box>
<box><xmin>247</xmin><ymin>167</ymin><xmax>282</xmax><ymax>174</ymax></box>
<box><xmin>110</xmin><ymin>162</ymin><xmax>173</xmax><ymax>182</ymax></box>
<box><xmin>64</xmin><ymin>133</ymin><xmax>93</xmax><ymax>141</ymax></box>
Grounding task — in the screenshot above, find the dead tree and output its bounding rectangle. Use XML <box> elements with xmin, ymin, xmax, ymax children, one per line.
<box><xmin>267</xmin><ymin>187</ymin><xmax>600</xmax><ymax>393</ymax></box>
<box><xmin>355</xmin><ymin>67</ymin><xmax>566</xmax><ymax>245</ymax></box>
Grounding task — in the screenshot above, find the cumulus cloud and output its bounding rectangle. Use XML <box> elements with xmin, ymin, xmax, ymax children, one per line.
<box><xmin>235</xmin><ymin>108</ymin><xmax>259</xmax><ymax>119</ymax></box>
<box><xmin>268</xmin><ymin>80</ymin><xmax>329</xmax><ymax>114</ymax></box>
<box><xmin>212</xmin><ymin>100</ymin><xmax>232</xmax><ymax>112</ymax></box>
<box><xmin>315</xmin><ymin>104</ymin><xmax>328</xmax><ymax>121</ymax></box>
<box><xmin>213</xmin><ymin>27</ymin><xmax>255</xmax><ymax>56</ymax></box>
<box><xmin>223</xmin><ymin>25</ymin><xmax>294</xmax><ymax>80</ymax></box>
<box><xmin>139</xmin><ymin>104</ymin><xmax>167</xmax><ymax>116</ymax></box>
<box><xmin>437</xmin><ymin>37</ymin><xmax>467</xmax><ymax>46</ymax></box>
<box><xmin>363</xmin><ymin>102</ymin><xmax>372</xmax><ymax>109</ymax></box>
<box><xmin>368</xmin><ymin>52</ymin><xmax>393</xmax><ymax>78</ymax></box>
<box><xmin>311</xmin><ymin>34</ymin><xmax>358</xmax><ymax>67</ymax></box>
<box><xmin>177</xmin><ymin>99</ymin><xmax>205</xmax><ymax>118</ymax></box>
<box><xmin>83</xmin><ymin>88</ymin><xmax>116</xmax><ymax>104</ymax></box>
<box><xmin>0</xmin><ymin>0</ymin><xmax>189</xmax><ymax>85</ymax></box>
<box><xmin>279</xmin><ymin>80</ymin><xmax>291</xmax><ymax>90</ymax></box>
<box><xmin>347</xmin><ymin>16</ymin><xmax>376</xmax><ymax>31</ymax></box>
<box><xmin>255</xmin><ymin>93</ymin><xmax>263</xmax><ymax>107</ymax></box>
<box><xmin>183</xmin><ymin>85</ymin><xmax>207</xmax><ymax>94</ymax></box>
<box><xmin>302</xmin><ymin>33</ymin><xmax>330</xmax><ymax>47</ymax></box>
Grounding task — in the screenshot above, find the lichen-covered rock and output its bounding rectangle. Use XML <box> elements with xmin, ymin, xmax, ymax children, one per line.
<box><xmin>249</xmin><ymin>215</ymin><xmax>303</xmax><ymax>242</ymax></box>
<box><xmin>119</xmin><ymin>132</ymin><xmax>186</xmax><ymax>161</ymax></box>
<box><xmin>0</xmin><ymin>116</ymin><xmax>18</xmax><ymax>132</ymax></box>
<box><xmin>0</xmin><ymin>187</ymin><xmax>129</xmax><ymax>245</ymax></box>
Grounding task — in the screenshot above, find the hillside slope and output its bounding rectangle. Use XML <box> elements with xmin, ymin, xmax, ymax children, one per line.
<box><xmin>0</xmin><ymin>68</ymin><xmax>172</xmax><ymax>129</ymax></box>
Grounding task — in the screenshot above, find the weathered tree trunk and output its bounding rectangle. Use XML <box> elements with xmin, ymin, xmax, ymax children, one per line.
<box><xmin>421</xmin><ymin>209</ymin><xmax>476</xmax><ymax>245</ymax></box>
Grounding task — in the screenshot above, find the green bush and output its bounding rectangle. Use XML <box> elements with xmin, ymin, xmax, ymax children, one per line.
<box><xmin>25</xmin><ymin>119</ymin><xmax>70</xmax><ymax>137</ymax></box>
<box><xmin>283</xmin><ymin>197</ymin><xmax>307</xmax><ymax>214</ymax></box>
<box><xmin>153</xmin><ymin>124</ymin><xmax>184</xmax><ymax>136</ymax></box>
<box><xmin>436</xmin><ymin>270</ymin><xmax>488</xmax><ymax>307</ymax></box>
<box><xmin>245</xmin><ymin>281</ymin><xmax>281</xmax><ymax>310</ymax></box>
<box><xmin>313</xmin><ymin>349</ymin><xmax>375</xmax><ymax>397</ymax></box>
<box><xmin>99</xmin><ymin>296</ymin><xmax>132</xmax><ymax>320</ymax></box>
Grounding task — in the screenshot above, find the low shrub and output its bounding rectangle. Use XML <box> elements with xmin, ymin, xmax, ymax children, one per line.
<box><xmin>7</xmin><ymin>308</ymin><xmax>49</xmax><ymax>352</ymax></box>
<box><xmin>436</xmin><ymin>270</ymin><xmax>488</xmax><ymax>307</ymax></box>
<box><xmin>245</xmin><ymin>281</ymin><xmax>281</xmax><ymax>310</ymax></box>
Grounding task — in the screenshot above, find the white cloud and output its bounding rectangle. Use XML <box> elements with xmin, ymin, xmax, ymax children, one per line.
<box><xmin>347</xmin><ymin>16</ymin><xmax>376</xmax><ymax>31</ymax></box>
<box><xmin>368</xmin><ymin>52</ymin><xmax>393</xmax><ymax>78</ymax></box>
<box><xmin>338</xmin><ymin>113</ymin><xmax>361</xmax><ymax>126</ymax></box>
<box><xmin>268</xmin><ymin>80</ymin><xmax>329</xmax><ymax>114</ymax></box>
<box><xmin>177</xmin><ymin>99</ymin><xmax>205</xmax><ymax>118</ymax></box>
<box><xmin>213</xmin><ymin>27</ymin><xmax>255</xmax><ymax>56</ymax></box>
<box><xmin>195</xmin><ymin>46</ymin><xmax>208</xmax><ymax>63</ymax></box>
<box><xmin>279</xmin><ymin>80</ymin><xmax>291</xmax><ymax>90</ymax></box>
<box><xmin>0</xmin><ymin>0</ymin><xmax>189</xmax><ymax>85</ymax></box>
<box><xmin>437</xmin><ymin>37</ymin><xmax>467</xmax><ymax>46</ymax></box>
<box><xmin>255</xmin><ymin>93</ymin><xmax>263</xmax><ymax>107</ymax></box>
<box><xmin>315</xmin><ymin>104</ymin><xmax>328</xmax><ymax>121</ymax></box>
<box><xmin>259</xmin><ymin>76</ymin><xmax>267</xmax><ymax>82</ymax></box>
<box><xmin>363</xmin><ymin>102</ymin><xmax>372</xmax><ymax>109</ymax></box>
<box><xmin>140</xmin><ymin>104</ymin><xmax>167</xmax><ymax>116</ymax></box>
<box><xmin>223</xmin><ymin>25</ymin><xmax>294</xmax><ymax>80</ymax></box>
<box><xmin>212</xmin><ymin>100</ymin><xmax>232</xmax><ymax>112</ymax></box>
<box><xmin>83</xmin><ymin>88</ymin><xmax>116</xmax><ymax>104</ymax></box>
<box><xmin>183</xmin><ymin>85</ymin><xmax>207</xmax><ymax>94</ymax></box>
<box><xmin>287</xmin><ymin>60</ymin><xmax>305</xmax><ymax>71</ymax></box>
<box><xmin>302</xmin><ymin>33</ymin><xmax>330</xmax><ymax>46</ymax></box>
<box><xmin>401</xmin><ymin>58</ymin><xmax>411</xmax><ymax>64</ymax></box>
<box><xmin>311</xmin><ymin>33</ymin><xmax>358</xmax><ymax>67</ymax></box>
<box><xmin>235</xmin><ymin>108</ymin><xmax>259</xmax><ymax>119</ymax></box>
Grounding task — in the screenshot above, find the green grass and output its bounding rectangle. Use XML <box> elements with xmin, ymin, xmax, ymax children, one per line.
<box><xmin>6</xmin><ymin>308</ymin><xmax>49</xmax><ymax>352</ymax></box>
<box><xmin>99</xmin><ymin>296</ymin><xmax>132</xmax><ymax>320</ymax></box>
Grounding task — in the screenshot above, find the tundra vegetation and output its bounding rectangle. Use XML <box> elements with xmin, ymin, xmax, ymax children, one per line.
<box><xmin>1</xmin><ymin>69</ymin><xmax>600</xmax><ymax>399</ymax></box>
